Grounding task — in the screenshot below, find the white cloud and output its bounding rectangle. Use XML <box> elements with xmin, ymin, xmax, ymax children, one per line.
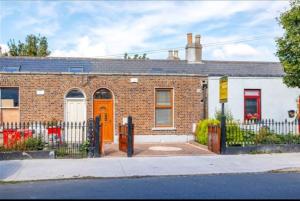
<box><xmin>0</xmin><ymin>43</ymin><xmax>9</xmax><ymax>54</ymax></box>
<box><xmin>51</xmin><ymin>36</ymin><xmax>106</xmax><ymax>57</ymax></box>
<box><xmin>34</xmin><ymin>1</ymin><xmax>287</xmax><ymax>60</ymax></box>
<box><xmin>211</xmin><ymin>43</ymin><xmax>277</xmax><ymax>61</ymax></box>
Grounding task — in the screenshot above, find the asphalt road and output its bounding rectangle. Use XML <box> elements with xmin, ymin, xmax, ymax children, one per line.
<box><xmin>1</xmin><ymin>173</ymin><xmax>300</xmax><ymax>199</ymax></box>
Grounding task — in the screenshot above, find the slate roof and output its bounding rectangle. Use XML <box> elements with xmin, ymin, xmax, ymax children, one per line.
<box><xmin>0</xmin><ymin>56</ymin><xmax>284</xmax><ymax>77</ymax></box>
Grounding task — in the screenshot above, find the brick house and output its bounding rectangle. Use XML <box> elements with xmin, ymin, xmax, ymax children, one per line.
<box><xmin>0</xmin><ymin>33</ymin><xmax>292</xmax><ymax>143</ymax></box>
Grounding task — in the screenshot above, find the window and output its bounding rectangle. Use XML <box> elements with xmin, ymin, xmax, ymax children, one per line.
<box><xmin>69</xmin><ymin>67</ymin><xmax>83</xmax><ymax>73</ymax></box>
<box><xmin>94</xmin><ymin>88</ymin><xmax>112</xmax><ymax>99</ymax></box>
<box><xmin>0</xmin><ymin>88</ymin><xmax>19</xmax><ymax>108</ymax></box>
<box><xmin>66</xmin><ymin>89</ymin><xmax>85</xmax><ymax>98</ymax></box>
<box><xmin>244</xmin><ymin>89</ymin><xmax>261</xmax><ymax>121</ymax></box>
<box><xmin>155</xmin><ymin>89</ymin><xmax>173</xmax><ymax>127</ymax></box>
<box><xmin>0</xmin><ymin>87</ymin><xmax>20</xmax><ymax>123</ymax></box>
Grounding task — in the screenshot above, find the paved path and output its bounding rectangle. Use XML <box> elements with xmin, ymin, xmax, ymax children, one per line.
<box><xmin>1</xmin><ymin>153</ymin><xmax>300</xmax><ymax>182</ymax></box>
<box><xmin>1</xmin><ymin>173</ymin><xmax>300</xmax><ymax>199</ymax></box>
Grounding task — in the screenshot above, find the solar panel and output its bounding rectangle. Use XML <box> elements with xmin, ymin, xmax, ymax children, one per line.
<box><xmin>1</xmin><ymin>66</ymin><xmax>20</xmax><ymax>72</ymax></box>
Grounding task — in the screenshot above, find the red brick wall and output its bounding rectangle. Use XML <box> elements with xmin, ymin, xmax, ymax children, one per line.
<box><xmin>0</xmin><ymin>74</ymin><xmax>206</xmax><ymax>135</ymax></box>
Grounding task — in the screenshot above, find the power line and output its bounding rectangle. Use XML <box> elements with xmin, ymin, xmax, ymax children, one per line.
<box><xmin>94</xmin><ymin>34</ymin><xmax>280</xmax><ymax>58</ymax></box>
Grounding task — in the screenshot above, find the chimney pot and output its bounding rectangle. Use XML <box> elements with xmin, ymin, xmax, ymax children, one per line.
<box><xmin>167</xmin><ymin>50</ymin><xmax>174</xmax><ymax>60</ymax></box>
<box><xmin>174</xmin><ymin>50</ymin><xmax>179</xmax><ymax>59</ymax></box>
<box><xmin>187</xmin><ymin>33</ymin><xmax>193</xmax><ymax>45</ymax></box>
<box><xmin>195</xmin><ymin>35</ymin><xmax>201</xmax><ymax>45</ymax></box>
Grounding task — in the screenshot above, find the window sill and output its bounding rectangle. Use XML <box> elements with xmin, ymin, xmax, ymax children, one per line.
<box><xmin>152</xmin><ymin>127</ymin><xmax>177</xmax><ymax>131</ymax></box>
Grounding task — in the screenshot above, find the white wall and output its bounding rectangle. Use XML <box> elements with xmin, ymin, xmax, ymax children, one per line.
<box><xmin>208</xmin><ymin>77</ymin><xmax>300</xmax><ymax>121</ymax></box>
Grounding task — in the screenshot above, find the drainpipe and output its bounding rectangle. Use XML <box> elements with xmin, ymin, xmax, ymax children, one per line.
<box><xmin>202</xmin><ymin>81</ymin><xmax>208</xmax><ymax>119</ymax></box>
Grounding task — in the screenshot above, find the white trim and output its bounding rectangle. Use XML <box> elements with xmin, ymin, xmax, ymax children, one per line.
<box><xmin>64</xmin><ymin>88</ymin><xmax>87</xmax><ymax>124</ymax></box>
<box><xmin>64</xmin><ymin>87</ymin><xmax>87</xmax><ymax>99</ymax></box>
<box><xmin>152</xmin><ymin>127</ymin><xmax>177</xmax><ymax>131</ymax></box>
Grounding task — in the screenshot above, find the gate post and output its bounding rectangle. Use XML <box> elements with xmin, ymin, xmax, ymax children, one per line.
<box><xmin>94</xmin><ymin>115</ymin><xmax>101</xmax><ymax>157</ymax></box>
<box><xmin>87</xmin><ymin>118</ymin><xmax>95</xmax><ymax>158</ymax></box>
<box><xmin>220</xmin><ymin>103</ymin><xmax>227</xmax><ymax>154</ymax></box>
<box><xmin>127</xmin><ymin>116</ymin><xmax>133</xmax><ymax>157</ymax></box>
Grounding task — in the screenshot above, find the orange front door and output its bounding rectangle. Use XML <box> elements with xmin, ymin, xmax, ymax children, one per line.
<box><xmin>93</xmin><ymin>99</ymin><xmax>113</xmax><ymax>143</ymax></box>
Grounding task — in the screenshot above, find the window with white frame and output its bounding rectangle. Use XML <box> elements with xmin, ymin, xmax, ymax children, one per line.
<box><xmin>155</xmin><ymin>88</ymin><xmax>173</xmax><ymax>127</ymax></box>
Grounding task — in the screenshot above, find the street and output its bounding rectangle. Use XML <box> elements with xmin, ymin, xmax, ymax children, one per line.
<box><xmin>1</xmin><ymin>172</ymin><xmax>300</xmax><ymax>199</ymax></box>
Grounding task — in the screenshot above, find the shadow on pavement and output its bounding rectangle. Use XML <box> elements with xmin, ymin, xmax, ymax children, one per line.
<box><xmin>0</xmin><ymin>161</ymin><xmax>22</xmax><ymax>180</ymax></box>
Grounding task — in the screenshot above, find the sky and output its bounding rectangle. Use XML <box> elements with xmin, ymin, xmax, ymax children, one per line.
<box><xmin>0</xmin><ymin>0</ymin><xmax>291</xmax><ymax>61</ymax></box>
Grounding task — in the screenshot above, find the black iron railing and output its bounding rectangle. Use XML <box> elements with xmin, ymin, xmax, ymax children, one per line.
<box><xmin>226</xmin><ymin>119</ymin><xmax>300</xmax><ymax>147</ymax></box>
<box><xmin>0</xmin><ymin>121</ymin><xmax>94</xmax><ymax>158</ymax></box>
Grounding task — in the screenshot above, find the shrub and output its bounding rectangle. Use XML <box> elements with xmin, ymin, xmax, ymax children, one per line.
<box><xmin>214</xmin><ymin>110</ymin><xmax>234</xmax><ymax>122</ymax></box>
<box><xmin>195</xmin><ymin>119</ymin><xmax>220</xmax><ymax>145</ymax></box>
<box><xmin>0</xmin><ymin>137</ymin><xmax>45</xmax><ymax>152</ymax></box>
<box><xmin>24</xmin><ymin>137</ymin><xmax>45</xmax><ymax>151</ymax></box>
<box><xmin>254</xmin><ymin>127</ymin><xmax>282</xmax><ymax>144</ymax></box>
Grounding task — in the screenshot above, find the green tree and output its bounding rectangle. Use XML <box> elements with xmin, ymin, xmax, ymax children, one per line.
<box><xmin>124</xmin><ymin>52</ymin><xmax>149</xmax><ymax>60</ymax></box>
<box><xmin>7</xmin><ymin>34</ymin><xmax>51</xmax><ymax>57</ymax></box>
<box><xmin>276</xmin><ymin>0</ymin><xmax>300</xmax><ymax>88</ymax></box>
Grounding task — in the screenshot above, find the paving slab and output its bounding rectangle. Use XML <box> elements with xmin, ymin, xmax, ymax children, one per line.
<box><xmin>1</xmin><ymin>153</ymin><xmax>300</xmax><ymax>182</ymax></box>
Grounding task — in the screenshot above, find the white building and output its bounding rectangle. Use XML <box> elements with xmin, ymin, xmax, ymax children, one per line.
<box><xmin>208</xmin><ymin>76</ymin><xmax>300</xmax><ymax>122</ymax></box>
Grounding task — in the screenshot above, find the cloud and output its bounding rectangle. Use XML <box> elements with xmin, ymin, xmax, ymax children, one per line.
<box><xmin>0</xmin><ymin>43</ymin><xmax>9</xmax><ymax>54</ymax></box>
<box><xmin>1</xmin><ymin>0</ymin><xmax>286</xmax><ymax>60</ymax></box>
<box><xmin>211</xmin><ymin>43</ymin><xmax>277</xmax><ymax>61</ymax></box>
<box><xmin>51</xmin><ymin>36</ymin><xmax>106</xmax><ymax>57</ymax></box>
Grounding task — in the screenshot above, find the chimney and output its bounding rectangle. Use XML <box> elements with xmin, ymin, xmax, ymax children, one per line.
<box><xmin>187</xmin><ymin>33</ymin><xmax>193</xmax><ymax>45</ymax></box>
<box><xmin>173</xmin><ymin>50</ymin><xmax>179</xmax><ymax>60</ymax></box>
<box><xmin>167</xmin><ymin>50</ymin><xmax>174</xmax><ymax>60</ymax></box>
<box><xmin>185</xmin><ymin>33</ymin><xmax>203</xmax><ymax>63</ymax></box>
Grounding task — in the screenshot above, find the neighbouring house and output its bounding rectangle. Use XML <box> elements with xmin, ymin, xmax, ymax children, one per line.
<box><xmin>0</xmin><ymin>33</ymin><xmax>299</xmax><ymax>144</ymax></box>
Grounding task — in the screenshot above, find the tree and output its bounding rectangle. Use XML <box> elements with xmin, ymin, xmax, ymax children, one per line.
<box><xmin>7</xmin><ymin>34</ymin><xmax>51</xmax><ymax>57</ymax></box>
<box><xmin>124</xmin><ymin>52</ymin><xmax>149</xmax><ymax>60</ymax></box>
<box><xmin>276</xmin><ymin>0</ymin><xmax>300</xmax><ymax>88</ymax></box>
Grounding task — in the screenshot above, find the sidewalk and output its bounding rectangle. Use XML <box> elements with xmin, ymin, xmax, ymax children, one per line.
<box><xmin>1</xmin><ymin>153</ymin><xmax>300</xmax><ymax>182</ymax></box>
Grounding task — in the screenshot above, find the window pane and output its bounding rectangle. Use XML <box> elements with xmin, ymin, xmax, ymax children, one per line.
<box><xmin>155</xmin><ymin>109</ymin><xmax>172</xmax><ymax>126</ymax></box>
<box><xmin>66</xmin><ymin>89</ymin><xmax>84</xmax><ymax>98</ymax></box>
<box><xmin>94</xmin><ymin>89</ymin><xmax>112</xmax><ymax>99</ymax></box>
<box><xmin>245</xmin><ymin>90</ymin><xmax>260</xmax><ymax>96</ymax></box>
<box><xmin>156</xmin><ymin>90</ymin><xmax>171</xmax><ymax>106</ymax></box>
<box><xmin>1</xmin><ymin>88</ymin><xmax>19</xmax><ymax>107</ymax></box>
<box><xmin>245</xmin><ymin>98</ymin><xmax>257</xmax><ymax>115</ymax></box>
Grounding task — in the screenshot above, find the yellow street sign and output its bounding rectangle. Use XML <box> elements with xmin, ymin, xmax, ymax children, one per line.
<box><xmin>219</xmin><ymin>76</ymin><xmax>228</xmax><ymax>103</ymax></box>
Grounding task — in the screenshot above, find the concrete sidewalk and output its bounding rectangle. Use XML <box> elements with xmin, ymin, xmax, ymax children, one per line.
<box><xmin>1</xmin><ymin>153</ymin><xmax>300</xmax><ymax>182</ymax></box>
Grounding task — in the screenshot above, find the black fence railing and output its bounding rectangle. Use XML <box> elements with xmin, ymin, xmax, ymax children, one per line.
<box><xmin>226</xmin><ymin>119</ymin><xmax>300</xmax><ymax>147</ymax></box>
<box><xmin>0</xmin><ymin>121</ymin><xmax>93</xmax><ymax>158</ymax></box>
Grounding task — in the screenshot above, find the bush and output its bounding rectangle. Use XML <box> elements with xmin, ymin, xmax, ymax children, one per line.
<box><xmin>24</xmin><ymin>137</ymin><xmax>44</xmax><ymax>151</ymax></box>
<box><xmin>0</xmin><ymin>137</ymin><xmax>45</xmax><ymax>152</ymax></box>
<box><xmin>195</xmin><ymin>119</ymin><xmax>220</xmax><ymax>145</ymax></box>
<box><xmin>214</xmin><ymin>110</ymin><xmax>234</xmax><ymax>122</ymax></box>
<box><xmin>255</xmin><ymin>127</ymin><xmax>282</xmax><ymax>144</ymax></box>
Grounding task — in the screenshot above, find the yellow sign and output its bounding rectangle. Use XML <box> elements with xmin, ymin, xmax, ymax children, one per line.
<box><xmin>219</xmin><ymin>76</ymin><xmax>228</xmax><ymax>103</ymax></box>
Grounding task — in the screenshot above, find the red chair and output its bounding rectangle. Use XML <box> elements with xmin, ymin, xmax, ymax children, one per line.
<box><xmin>47</xmin><ymin>127</ymin><xmax>62</xmax><ymax>143</ymax></box>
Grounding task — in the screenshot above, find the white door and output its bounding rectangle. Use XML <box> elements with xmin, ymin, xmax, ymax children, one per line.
<box><xmin>65</xmin><ymin>99</ymin><xmax>86</xmax><ymax>143</ymax></box>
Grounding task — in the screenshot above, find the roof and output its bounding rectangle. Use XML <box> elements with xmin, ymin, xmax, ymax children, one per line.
<box><xmin>0</xmin><ymin>56</ymin><xmax>284</xmax><ymax>77</ymax></box>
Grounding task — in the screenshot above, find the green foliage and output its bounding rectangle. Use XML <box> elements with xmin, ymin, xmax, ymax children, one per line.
<box><xmin>276</xmin><ymin>0</ymin><xmax>300</xmax><ymax>88</ymax></box>
<box><xmin>195</xmin><ymin>119</ymin><xmax>220</xmax><ymax>145</ymax></box>
<box><xmin>24</xmin><ymin>137</ymin><xmax>44</xmax><ymax>151</ymax></box>
<box><xmin>79</xmin><ymin>140</ymin><xmax>90</xmax><ymax>153</ymax></box>
<box><xmin>7</xmin><ymin>34</ymin><xmax>51</xmax><ymax>57</ymax></box>
<box><xmin>0</xmin><ymin>137</ymin><xmax>45</xmax><ymax>152</ymax></box>
<box><xmin>124</xmin><ymin>52</ymin><xmax>149</xmax><ymax>60</ymax></box>
<box><xmin>214</xmin><ymin>109</ymin><xmax>234</xmax><ymax>122</ymax></box>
